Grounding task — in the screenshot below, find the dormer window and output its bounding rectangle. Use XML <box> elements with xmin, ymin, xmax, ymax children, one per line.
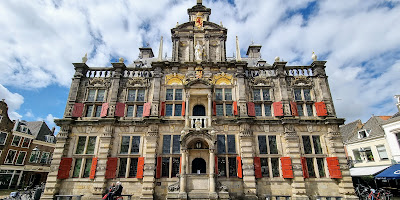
<box><xmin>45</xmin><ymin>135</ymin><xmax>55</xmax><ymax>143</ymax></box>
<box><xmin>358</xmin><ymin>129</ymin><xmax>371</xmax><ymax>139</ymax></box>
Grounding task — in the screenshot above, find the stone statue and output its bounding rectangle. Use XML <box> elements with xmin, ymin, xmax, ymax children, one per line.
<box><xmin>195</xmin><ymin>41</ymin><xmax>203</xmax><ymax>61</ymax></box>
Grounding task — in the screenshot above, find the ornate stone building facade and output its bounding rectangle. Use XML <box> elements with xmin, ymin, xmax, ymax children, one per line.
<box><xmin>43</xmin><ymin>1</ymin><xmax>357</xmax><ymax>200</ymax></box>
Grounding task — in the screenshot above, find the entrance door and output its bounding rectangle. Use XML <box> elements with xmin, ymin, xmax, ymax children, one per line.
<box><xmin>192</xmin><ymin>158</ymin><xmax>206</xmax><ymax>174</ymax></box>
<box><xmin>193</xmin><ymin>105</ymin><xmax>206</xmax><ymax>116</ymax></box>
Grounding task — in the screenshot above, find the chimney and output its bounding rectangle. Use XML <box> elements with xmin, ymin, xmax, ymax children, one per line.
<box><xmin>51</xmin><ymin>127</ymin><xmax>56</xmax><ymax>135</ymax></box>
<box><xmin>246</xmin><ymin>43</ymin><xmax>262</xmax><ymax>59</ymax></box>
<box><xmin>139</xmin><ymin>47</ymin><xmax>154</xmax><ymax>59</ymax></box>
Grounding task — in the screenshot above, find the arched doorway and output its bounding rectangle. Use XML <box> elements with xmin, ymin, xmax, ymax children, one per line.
<box><xmin>193</xmin><ymin>105</ymin><xmax>206</xmax><ymax>116</ymax></box>
<box><xmin>192</xmin><ymin>158</ymin><xmax>206</xmax><ymax>174</ymax></box>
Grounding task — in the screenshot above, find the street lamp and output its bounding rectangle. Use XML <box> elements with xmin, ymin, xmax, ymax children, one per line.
<box><xmin>32</xmin><ymin>146</ymin><xmax>39</xmax><ymax>152</ymax></box>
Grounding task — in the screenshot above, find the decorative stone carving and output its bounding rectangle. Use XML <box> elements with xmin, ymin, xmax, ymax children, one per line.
<box><xmin>102</xmin><ymin>125</ymin><xmax>113</xmax><ymax>137</ymax></box>
<box><xmin>126</xmin><ymin>77</ymin><xmax>148</xmax><ymax>87</ymax></box>
<box><xmin>291</xmin><ymin>76</ymin><xmax>312</xmax><ymax>87</ymax></box>
<box><xmin>165</xmin><ymin>73</ymin><xmax>185</xmax><ymax>85</ymax></box>
<box><xmin>307</xmin><ymin>125</ymin><xmax>313</xmax><ymax>133</ymax></box>
<box><xmin>212</xmin><ymin>72</ymin><xmax>233</xmax><ymax>85</ymax></box>
<box><xmin>151</xmin><ymin>103</ymin><xmax>159</xmax><ymax>116</ymax></box>
<box><xmin>239</xmin><ymin>124</ymin><xmax>253</xmax><ymax>137</ymax></box>
<box><xmin>217</xmin><ymin>181</ymin><xmax>228</xmax><ymax>192</ymax></box>
<box><xmin>147</xmin><ymin>125</ymin><xmax>159</xmax><ymax>138</ymax></box>
<box><xmin>284</xmin><ymin>124</ymin><xmax>297</xmax><ymax>139</ymax></box>
<box><xmin>57</xmin><ymin>126</ymin><xmax>70</xmax><ymax>139</ymax></box>
<box><xmin>167</xmin><ymin>181</ymin><xmax>180</xmax><ymax>192</ymax></box>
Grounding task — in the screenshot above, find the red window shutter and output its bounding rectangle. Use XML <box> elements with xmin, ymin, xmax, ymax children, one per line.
<box><xmin>89</xmin><ymin>157</ymin><xmax>98</xmax><ymax>179</ymax></box>
<box><xmin>215</xmin><ymin>156</ymin><xmax>218</xmax><ymax>175</ymax></box>
<box><xmin>100</xmin><ymin>103</ymin><xmax>109</xmax><ymax>117</ymax></box>
<box><xmin>280</xmin><ymin>157</ymin><xmax>294</xmax><ymax>178</ymax></box>
<box><xmin>105</xmin><ymin>157</ymin><xmax>118</xmax><ymax>179</ymax></box>
<box><xmin>181</xmin><ymin>102</ymin><xmax>185</xmax><ymax>116</ymax></box>
<box><xmin>57</xmin><ymin>157</ymin><xmax>73</xmax><ymax>179</ymax></box>
<box><xmin>72</xmin><ymin>103</ymin><xmax>84</xmax><ymax>117</ymax></box>
<box><xmin>315</xmin><ymin>102</ymin><xmax>328</xmax><ymax>116</ymax></box>
<box><xmin>156</xmin><ymin>157</ymin><xmax>162</xmax><ymax>179</ymax></box>
<box><xmin>143</xmin><ymin>102</ymin><xmax>151</xmax><ymax>117</ymax></box>
<box><xmin>233</xmin><ymin>101</ymin><xmax>238</xmax><ymax>116</ymax></box>
<box><xmin>326</xmin><ymin>157</ymin><xmax>342</xmax><ymax>178</ymax></box>
<box><xmin>254</xmin><ymin>157</ymin><xmax>262</xmax><ymax>178</ymax></box>
<box><xmin>213</xmin><ymin>102</ymin><xmax>216</xmax><ymax>116</ymax></box>
<box><xmin>301</xmin><ymin>157</ymin><xmax>309</xmax><ymax>178</ymax></box>
<box><xmin>160</xmin><ymin>102</ymin><xmax>166</xmax><ymax>116</ymax></box>
<box><xmin>179</xmin><ymin>157</ymin><xmax>182</xmax><ymax>174</ymax></box>
<box><xmin>290</xmin><ymin>102</ymin><xmax>298</xmax><ymax>116</ymax></box>
<box><xmin>136</xmin><ymin>157</ymin><xmax>145</xmax><ymax>179</ymax></box>
<box><xmin>237</xmin><ymin>156</ymin><xmax>243</xmax><ymax>178</ymax></box>
<box><xmin>115</xmin><ymin>103</ymin><xmax>126</xmax><ymax>117</ymax></box>
<box><xmin>247</xmin><ymin>102</ymin><xmax>255</xmax><ymax>117</ymax></box>
<box><xmin>273</xmin><ymin>102</ymin><xmax>284</xmax><ymax>116</ymax></box>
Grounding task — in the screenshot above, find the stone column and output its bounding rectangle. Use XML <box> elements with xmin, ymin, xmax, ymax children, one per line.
<box><xmin>207</xmin><ymin>94</ymin><xmax>212</xmax><ymax>127</ymax></box>
<box><xmin>209</xmin><ymin>149</ymin><xmax>216</xmax><ymax>193</ymax></box>
<box><xmin>64</xmin><ymin>63</ymin><xmax>88</xmax><ymax>118</ymax></box>
<box><xmin>179</xmin><ymin>149</ymin><xmax>188</xmax><ymax>197</ymax></box>
<box><xmin>185</xmin><ymin>93</ymin><xmax>190</xmax><ymax>128</ymax></box>
<box><xmin>140</xmin><ymin>125</ymin><xmax>159</xmax><ymax>200</ymax></box>
<box><xmin>235</xmin><ymin>64</ymin><xmax>248</xmax><ymax>117</ymax></box>
<box><xmin>238</xmin><ymin>124</ymin><xmax>257</xmax><ymax>199</ymax></box>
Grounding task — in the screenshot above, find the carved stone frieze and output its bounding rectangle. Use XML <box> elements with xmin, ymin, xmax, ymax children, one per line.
<box><xmin>126</xmin><ymin>77</ymin><xmax>148</xmax><ymax>87</ymax></box>
<box><xmin>239</xmin><ymin>124</ymin><xmax>253</xmax><ymax>137</ymax></box>
<box><xmin>217</xmin><ymin>181</ymin><xmax>228</xmax><ymax>192</ymax></box>
<box><xmin>57</xmin><ymin>126</ymin><xmax>70</xmax><ymax>139</ymax></box>
<box><xmin>88</xmin><ymin>77</ymin><xmax>111</xmax><ymax>87</ymax></box>
<box><xmin>252</xmin><ymin>76</ymin><xmax>274</xmax><ymax>87</ymax></box>
<box><xmin>212</xmin><ymin>72</ymin><xmax>233</xmax><ymax>85</ymax></box>
<box><xmin>102</xmin><ymin>125</ymin><xmax>113</xmax><ymax>137</ymax></box>
<box><xmin>291</xmin><ymin>76</ymin><xmax>312</xmax><ymax>87</ymax></box>
<box><xmin>167</xmin><ymin>181</ymin><xmax>180</xmax><ymax>192</ymax></box>
<box><xmin>284</xmin><ymin>124</ymin><xmax>297</xmax><ymax>139</ymax></box>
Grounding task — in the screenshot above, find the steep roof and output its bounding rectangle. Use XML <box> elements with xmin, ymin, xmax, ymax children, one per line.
<box><xmin>383</xmin><ymin>111</ymin><xmax>400</xmax><ymax>124</ymax></box>
<box><xmin>344</xmin><ymin>116</ymin><xmax>388</xmax><ymax>144</ymax></box>
<box><xmin>25</xmin><ymin>121</ymin><xmax>54</xmax><ymax>142</ymax></box>
<box><xmin>340</xmin><ymin>119</ymin><xmax>362</xmax><ymax>143</ymax></box>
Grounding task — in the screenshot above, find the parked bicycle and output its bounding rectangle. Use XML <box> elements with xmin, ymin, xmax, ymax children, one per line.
<box><xmin>354</xmin><ymin>184</ymin><xmax>392</xmax><ymax>200</ymax></box>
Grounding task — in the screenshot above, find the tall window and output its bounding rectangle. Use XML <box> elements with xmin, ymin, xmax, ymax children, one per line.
<box><xmin>15</xmin><ymin>151</ymin><xmax>27</xmax><ymax>165</ymax></box>
<box><xmin>294</xmin><ymin>88</ymin><xmax>314</xmax><ymax>117</ymax></box>
<box><xmin>118</xmin><ymin>157</ymin><xmax>139</xmax><ymax>178</ymax></box>
<box><xmin>253</xmin><ymin>88</ymin><xmax>272</xmax><ymax>117</ymax></box>
<box><xmin>257</xmin><ymin>135</ymin><xmax>280</xmax><ymax>177</ymax></box>
<box><xmin>120</xmin><ymin>136</ymin><xmax>141</xmax><ymax>154</ymax></box>
<box><xmin>72</xmin><ymin>136</ymin><xmax>97</xmax><ymax>178</ymax></box>
<box><xmin>302</xmin><ymin>135</ymin><xmax>326</xmax><ymax>178</ymax></box>
<box><xmin>376</xmin><ymin>145</ymin><xmax>388</xmax><ymax>160</ymax></box>
<box><xmin>217</xmin><ymin>135</ymin><xmax>237</xmax><ymax>178</ymax></box>
<box><xmin>87</xmin><ymin>89</ymin><xmax>106</xmax><ymax>102</ymax></box>
<box><xmin>165</xmin><ymin>89</ymin><xmax>183</xmax><ymax>117</ymax></box>
<box><xmin>85</xmin><ymin>89</ymin><xmax>106</xmax><ymax>117</ymax></box>
<box><xmin>21</xmin><ymin>138</ymin><xmax>31</xmax><ymax>148</ymax></box>
<box><xmin>353</xmin><ymin>150</ymin><xmax>362</xmax><ymax>163</ymax></box>
<box><xmin>29</xmin><ymin>151</ymin><xmax>41</xmax><ymax>163</ymax></box>
<box><xmin>72</xmin><ymin>158</ymin><xmax>93</xmax><ymax>178</ymax></box>
<box><xmin>75</xmin><ymin>136</ymin><xmax>97</xmax><ymax>155</ymax></box>
<box><xmin>40</xmin><ymin>152</ymin><xmax>50</xmax><ymax>164</ymax></box>
<box><xmin>5</xmin><ymin>149</ymin><xmax>17</xmax><ymax>164</ymax></box>
<box><xmin>365</xmin><ymin>147</ymin><xmax>374</xmax><ymax>161</ymax></box>
<box><xmin>215</xmin><ymin>88</ymin><xmax>233</xmax><ymax>116</ymax></box>
<box><xmin>126</xmin><ymin>88</ymin><xmax>146</xmax><ymax>118</ymax></box>
<box><xmin>118</xmin><ymin>136</ymin><xmax>141</xmax><ymax>179</ymax></box>
<box><xmin>0</xmin><ymin>132</ymin><xmax>8</xmax><ymax>145</ymax></box>
<box><xmin>11</xmin><ymin>135</ymin><xmax>22</xmax><ymax>147</ymax></box>
<box><xmin>161</xmin><ymin>135</ymin><xmax>180</xmax><ymax>178</ymax></box>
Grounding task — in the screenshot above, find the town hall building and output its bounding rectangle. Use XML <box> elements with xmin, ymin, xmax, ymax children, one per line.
<box><xmin>42</xmin><ymin>1</ymin><xmax>357</xmax><ymax>199</ymax></box>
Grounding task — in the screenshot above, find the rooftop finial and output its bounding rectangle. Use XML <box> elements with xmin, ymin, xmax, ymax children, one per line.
<box><xmin>82</xmin><ymin>53</ymin><xmax>88</xmax><ymax>63</ymax></box>
<box><xmin>312</xmin><ymin>51</ymin><xmax>317</xmax><ymax>61</ymax></box>
<box><xmin>197</xmin><ymin>0</ymin><xmax>202</xmax><ymax>5</ymax></box>
<box><xmin>158</xmin><ymin>36</ymin><xmax>164</xmax><ymax>61</ymax></box>
<box><xmin>236</xmin><ymin>36</ymin><xmax>241</xmax><ymax>61</ymax></box>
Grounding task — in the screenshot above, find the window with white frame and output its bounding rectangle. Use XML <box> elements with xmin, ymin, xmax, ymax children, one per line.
<box><xmin>0</xmin><ymin>132</ymin><xmax>8</xmax><ymax>145</ymax></box>
<box><xmin>294</xmin><ymin>88</ymin><xmax>314</xmax><ymax>117</ymax></box>
<box><xmin>161</xmin><ymin>135</ymin><xmax>180</xmax><ymax>178</ymax></box>
<box><xmin>358</xmin><ymin>129</ymin><xmax>370</xmax><ymax>139</ymax></box>
<box><xmin>365</xmin><ymin>147</ymin><xmax>374</xmax><ymax>161</ymax></box>
<box><xmin>85</xmin><ymin>105</ymin><xmax>103</xmax><ymax>117</ymax></box>
<box><xmin>21</xmin><ymin>138</ymin><xmax>31</xmax><ymax>148</ymax></box>
<box><xmin>5</xmin><ymin>149</ymin><xmax>17</xmax><ymax>164</ymax></box>
<box><xmin>353</xmin><ymin>150</ymin><xmax>362</xmax><ymax>162</ymax></box>
<box><xmin>253</xmin><ymin>88</ymin><xmax>273</xmax><ymax>117</ymax></box>
<box><xmin>75</xmin><ymin>136</ymin><xmax>97</xmax><ymax>155</ymax></box>
<box><xmin>120</xmin><ymin>136</ymin><xmax>141</xmax><ymax>154</ymax></box>
<box><xmin>118</xmin><ymin>157</ymin><xmax>139</xmax><ymax>178</ymax></box>
<box><xmin>165</xmin><ymin>88</ymin><xmax>183</xmax><ymax>117</ymax></box>
<box><xmin>215</xmin><ymin>88</ymin><xmax>233</xmax><ymax>117</ymax></box>
<box><xmin>376</xmin><ymin>145</ymin><xmax>388</xmax><ymax>160</ymax></box>
<box><xmin>15</xmin><ymin>151</ymin><xmax>27</xmax><ymax>165</ymax></box>
<box><xmin>117</xmin><ymin>136</ymin><xmax>142</xmax><ymax>178</ymax></box>
<box><xmin>40</xmin><ymin>152</ymin><xmax>50</xmax><ymax>164</ymax></box>
<box><xmin>45</xmin><ymin>135</ymin><xmax>55</xmax><ymax>143</ymax></box>
<box><xmin>86</xmin><ymin>89</ymin><xmax>106</xmax><ymax>102</ymax></box>
<box><xmin>11</xmin><ymin>135</ymin><xmax>21</xmax><ymax>147</ymax></box>
<box><xmin>72</xmin><ymin>157</ymin><xmax>93</xmax><ymax>178</ymax></box>
<box><xmin>29</xmin><ymin>151</ymin><xmax>41</xmax><ymax>163</ymax></box>
<box><xmin>217</xmin><ymin>134</ymin><xmax>237</xmax><ymax>178</ymax></box>
<box><xmin>301</xmin><ymin>135</ymin><xmax>326</xmax><ymax>178</ymax></box>
<box><xmin>126</xmin><ymin>88</ymin><xmax>146</xmax><ymax>118</ymax></box>
<box><xmin>257</xmin><ymin>135</ymin><xmax>280</xmax><ymax>177</ymax></box>
<box><xmin>85</xmin><ymin>88</ymin><xmax>106</xmax><ymax>118</ymax></box>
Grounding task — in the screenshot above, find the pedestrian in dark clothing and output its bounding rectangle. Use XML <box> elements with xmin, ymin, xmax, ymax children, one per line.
<box><xmin>106</xmin><ymin>181</ymin><xmax>123</xmax><ymax>200</ymax></box>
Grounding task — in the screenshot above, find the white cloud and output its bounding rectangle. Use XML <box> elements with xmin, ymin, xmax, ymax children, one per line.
<box><xmin>25</xmin><ymin>110</ymin><xmax>34</xmax><ymax>118</ymax></box>
<box><xmin>0</xmin><ymin>84</ymin><xmax>24</xmax><ymax>120</ymax></box>
<box><xmin>0</xmin><ymin>0</ymin><xmax>399</xmax><ymax>123</ymax></box>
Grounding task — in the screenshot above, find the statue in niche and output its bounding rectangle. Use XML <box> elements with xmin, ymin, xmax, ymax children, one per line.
<box><xmin>195</xmin><ymin>67</ymin><xmax>203</xmax><ymax>79</ymax></box>
<box><xmin>195</xmin><ymin>41</ymin><xmax>203</xmax><ymax>61</ymax></box>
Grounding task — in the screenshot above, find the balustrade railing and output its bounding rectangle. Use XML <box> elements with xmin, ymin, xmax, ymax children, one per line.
<box><xmin>86</xmin><ymin>68</ymin><xmax>114</xmax><ymax>78</ymax></box>
<box><xmin>189</xmin><ymin>116</ymin><xmax>209</xmax><ymax>129</ymax></box>
<box><xmin>285</xmin><ymin>66</ymin><xmax>313</xmax><ymax>76</ymax></box>
<box><xmin>246</xmin><ymin>69</ymin><xmax>276</xmax><ymax>78</ymax></box>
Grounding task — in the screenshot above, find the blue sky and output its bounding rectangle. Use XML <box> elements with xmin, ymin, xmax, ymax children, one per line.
<box><xmin>0</xmin><ymin>0</ymin><xmax>400</xmax><ymax>132</ymax></box>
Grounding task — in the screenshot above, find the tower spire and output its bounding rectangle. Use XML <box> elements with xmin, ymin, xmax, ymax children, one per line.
<box><xmin>197</xmin><ymin>0</ymin><xmax>202</xmax><ymax>5</ymax></box>
<box><xmin>236</xmin><ymin>36</ymin><xmax>241</xmax><ymax>61</ymax></box>
<box><xmin>158</xmin><ymin>36</ymin><xmax>163</xmax><ymax>61</ymax></box>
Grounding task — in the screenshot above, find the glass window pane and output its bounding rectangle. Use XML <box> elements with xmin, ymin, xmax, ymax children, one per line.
<box><xmin>271</xmin><ymin>158</ymin><xmax>280</xmax><ymax>177</ymax></box>
<box><xmin>162</xmin><ymin>157</ymin><xmax>170</xmax><ymax>177</ymax></box>
<box><xmin>294</xmin><ymin>89</ymin><xmax>302</xmax><ymax>100</ymax></box>
<box><xmin>260</xmin><ymin>158</ymin><xmax>269</xmax><ymax>177</ymax></box>
<box><xmin>83</xmin><ymin>158</ymin><xmax>92</xmax><ymax>178</ymax></box>
<box><xmin>226</xmin><ymin>104</ymin><xmax>232</xmax><ymax>116</ymax></box>
<box><xmin>127</xmin><ymin>89</ymin><xmax>136</xmax><ymax>101</ymax></box>
<box><xmin>0</xmin><ymin>132</ymin><xmax>7</xmax><ymax>144</ymax></box>
<box><xmin>304</xmin><ymin>89</ymin><xmax>311</xmax><ymax>101</ymax></box>
<box><xmin>5</xmin><ymin>150</ymin><xmax>17</xmax><ymax>164</ymax></box>
<box><xmin>75</xmin><ymin>136</ymin><xmax>86</xmax><ymax>154</ymax></box>
<box><xmin>118</xmin><ymin>158</ymin><xmax>127</xmax><ymax>178</ymax></box>
<box><xmin>73</xmin><ymin>158</ymin><xmax>82</xmax><ymax>178</ymax></box>
<box><xmin>269</xmin><ymin>136</ymin><xmax>278</xmax><ymax>154</ymax></box>
<box><xmin>175</xmin><ymin>89</ymin><xmax>182</xmax><ymax>100</ymax></box>
<box><xmin>166</xmin><ymin>104</ymin><xmax>173</xmax><ymax>116</ymax></box>
<box><xmin>86</xmin><ymin>136</ymin><xmax>96</xmax><ymax>154</ymax></box>
<box><xmin>317</xmin><ymin>158</ymin><xmax>325</xmax><ymax>177</ymax></box>
<box><xmin>131</xmin><ymin>136</ymin><xmax>140</xmax><ymax>154</ymax></box>
<box><xmin>253</xmin><ymin>89</ymin><xmax>261</xmax><ymax>101</ymax></box>
<box><xmin>216</xmin><ymin>104</ymin><xmax>224</xmax><ymax>116</ymax></box>
<box><xmin>255</xmin><ymin>104</ymin><xmax>262</xmax><ymax>116</ymax></box>
<box><xmin>136</xmin><ymin>105</ymin><xmax>143</xmax><ymax>117</ymax></box>
<box><xmin>87</xmin><ymin>90</ymin><xmax>95</xmax><ymax>101</ymax></box>
<box><xmin>22</xmin><ymin>138</ymin><xmax>30</xmax><ymax>148</ymax></box>
<box><xmin>137</xmin><ymin>89</ymin><xmax>145</xmax><ymax>101</ymax></box>
<box><xmin>162</xmin><ymin>135</ymin><xmax>171</xmax><ymax>154</ymax></box>
<box><xmin>171</xmin><ymin>157</ymin><xmax>180</xmax><ymax>178</ymax></box>
<box><xmin>377</xmin><ymin>145</ymin><xmax>388</xmax><ymax>159</ymax></box>
<box><xmin>172</xmin><ymin>135</ymin><xmax>180</xmax><ymax>154</ymax></box>
<box><xmin>11</xmin><ymin>135</ymin><xmax>21</xmax><ymax>146</ymax></box>
<box><xmin>228</xmin><ymin>157</ymin><xmax>237</xmax><ymax>177</ymax></box>
<box><xmin>297</xmin><ymin>105</ymin><xmax>304</xmax><ymax>116</ymax></box>
<box><xmin>166</xmin><ymin>89</ymin><xmax>174</xmax><ymax>100</ymax></box>
<box><xmin>95</xmin><ymin>105</ymin><xmax>102</xmax><ymax>117</ymax></box>
<box><xmin>217</xmin><ymin>135</ymin><xmax>226</xmax><ymax>154</ymax></box>
<box><xmin>127</xmin><ymin>106</ymin><xmax>134</xmax><ymax>117</ymax></box>
<box><xmin>16</xmin><ymin>152</ymin><xmax>26</xmax><ymax>165</ymax></box>
<box><xmin>264</xmin><ymin>104</ymin><xmax>271</xmax><ymax>116</ymax></box>
<box><xmin>306</xmin><ymin>104</ymin><xmax>313</xmax><ymax>116</ymax></box>
<box><xmin>302</xmin><ymin>136</ymin><xmax>312</xmax><ymax>154</ymax></box>
<box><xmin>40</xmin><ymin>152</ymin><xmax>49</xmax><ymax>164</ymax></box>
<box><xmin>258</xmin><ymin>136</ymin><xmax>267</xmax><ymax>154</ymax></box>
<box><xmin>225</xmin><ymin>89</ymin><xmax>232</xmax><ymax>101</ymax></box>
<box><xmin>96</xmin><ymin>90</ymin><xmax>105</xmax><ymax>101</ymax></box>
<box><xmin>86</xmin><ymin>105</ymin><xmax>93</xmax><ymax>117</ymax></box>
<box><xmin>217</xmin><ymin>157</ymin><xmax>226</xmax><ymax>177</ymax></box>
<box><xmin>312</xmin><ymin>136</ymin><xmax>323</xmax><ymax>154</ymax></box>
<box><xmin>29</xmin><ymin>151</ymin><xmax>40</xmax><ymax>163</ymax></box>
<box><xmin>262</xmin><ymin>89</ymin><xmax>270</xmax><ymax>101</ymax></box>
<box><xmin>353</xmin><ymin>150</ymin><xmax>362</xmax><ymax>161</ymax></box>
<box><xmin>306</xmin><ymin>158</ymin><xmax>316</xmax><ymax>177</ymax></box>
<box><xmin>175</xmin><ymin>104</ymin><xmax>182</xmax><ymax>116</ymax></box>
<box><xmin>227</xmin><ymin>135</ymin><xmax>236</xmax><ymax>153</ymax></box>
<box><xmin>365</xmin><ymin>148</ymin><xmax>374</xmax><ymax>161</ymax></box>
<box><xmin>129</xmin><ymin>158</ymin><xmax>138</xmax><ymax>178</ymax></box>
<box><xmin>215</xmin><ymin>89</ymin><xmax>223</xmax><ymax>100</ymax></box>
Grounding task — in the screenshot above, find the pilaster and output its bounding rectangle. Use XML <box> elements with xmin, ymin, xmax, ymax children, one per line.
<box><xmin>273</xmin><ymin>61</ymin><xmax>292</xmax><ymax>116</ymax></box>
<box><xmin>140</xmin><ymin>125</ymin><xmax>159</xmax><ymax>199</ymax></box>
<box><xmin>64</xmin><ymin>63</ymin><xmax>88</xmax><ymax>118</ymax></box>
<box><xmin>238</xmin><ymin>124</ymin><xmax>257</xmax><ymax>199</ymax></box>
